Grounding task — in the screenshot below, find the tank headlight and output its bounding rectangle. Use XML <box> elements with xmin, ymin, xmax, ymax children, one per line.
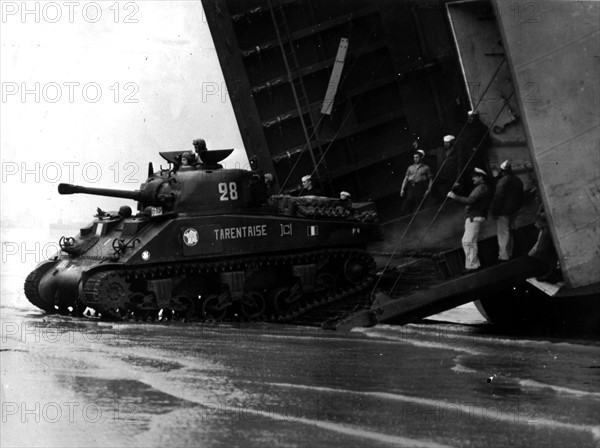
<box><xmin>142</xmin><ymin>251</ymin><xmax>151</xmax><ymax>261</ymax></box>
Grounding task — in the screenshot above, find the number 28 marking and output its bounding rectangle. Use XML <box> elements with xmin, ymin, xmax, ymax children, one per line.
<box><xmin>218</xmin><ymin>182</ymin><xmax>238</xmax><ymax>201</ymax></box>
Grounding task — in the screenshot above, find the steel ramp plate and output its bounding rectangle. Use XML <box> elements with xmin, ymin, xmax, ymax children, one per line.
<box><xmin>335</xmin><ymin>256</ymin><xmax>544</xmax><ymax>330</ymax></box>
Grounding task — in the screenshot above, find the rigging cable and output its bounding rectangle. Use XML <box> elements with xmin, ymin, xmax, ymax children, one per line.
<box><xmin>385</xmin><ymin>93</ymin><xmax>514</xmax><ymax>295</ymax></box>
<box><xmin>367</xmin><ymin>58</ymin><xmax>509</xmax><ymax>294</ymax></box>
<box><xmin>278</xmin><ymin>16</ymin><xmax>381</xmax><ymax>193</ymax></box>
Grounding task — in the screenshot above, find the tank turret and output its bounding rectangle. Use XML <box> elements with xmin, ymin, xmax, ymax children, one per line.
<box><xmin>57</xmin><ymin>148</ymin><xmax>268</xmax><ymax>213</ymax></box>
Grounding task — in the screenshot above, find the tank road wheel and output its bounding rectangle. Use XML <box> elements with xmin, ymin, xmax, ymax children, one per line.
<box><xmin>240</xmin><ymin>291</ymin><xmax>266</xmax><ymax>320</ymax></box>
<box><xmin>201</xmin><ymin>294</ymin><xmax>228</xmax><ymax>321</ymax></box>
<box><xmin>271</xmin><ymin>287</ymin><xmax>292</xmax><ymax>316</ymax></box>
<box><xmin>271</xmin><ymin>284</ymin><xmax>302</xmax><ymax>316</ymax></box>
<box><xmin>125</xmin><ymin>292</ymin><xmax>148</xmax><ymax>320</ymax></box>
<box><xmin>170</xmin><ymin>295</ymin><xmax>196</xmax><ymax>322</ymax></box>
<box><xmin>315</xmin><ymin>273</ymin><xmax>337</xmax><ymax>301</ymax></box>
<box><xmin>343</xmin><ymin>257</ymin><xmax>368</xmax><ymax>285</ymax></box>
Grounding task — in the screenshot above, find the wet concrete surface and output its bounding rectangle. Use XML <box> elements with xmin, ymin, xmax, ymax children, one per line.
<box><xmin>1</xmin><ymin>229</ymin><xmax>599</xmax><ymax>447</ymax></box>
<box><xmin>2</xmin><ymin>301</ymin><xmax>599</xmax><ymax>448</ymax></box>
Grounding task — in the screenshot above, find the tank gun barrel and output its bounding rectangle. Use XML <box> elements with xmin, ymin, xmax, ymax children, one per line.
<box><xmin>58</xmin><ymin>183</ymin><xmax>145</xmax><ymax>202</ymax></box>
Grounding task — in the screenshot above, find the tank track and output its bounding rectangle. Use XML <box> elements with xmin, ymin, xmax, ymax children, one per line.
<box><xmin>24</xmin><ymin>260</ymin><xmax>60</xmax><ymax>313</ymax></box>
<box><xmin>81</xmin><ymin>248</ymin><xmax>376</xmax><ymax>326</ymax></box>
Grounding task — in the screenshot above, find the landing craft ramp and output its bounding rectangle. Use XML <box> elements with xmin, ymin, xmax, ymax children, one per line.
<box><xmin>318</xmin><ymin>192</ymin><xmax>541</xmax><ymax>330</ymax></box>
<box><xmin>332</xmin><ymin>256</ymin><xmax>543</xmax><ymax>330</ymax></box>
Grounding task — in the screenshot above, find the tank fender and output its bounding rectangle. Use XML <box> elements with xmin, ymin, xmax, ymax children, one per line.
<box><xmin>37</xmin><ymin>261</ymin><xmax>84</xmax><ymax>310</ymax></box>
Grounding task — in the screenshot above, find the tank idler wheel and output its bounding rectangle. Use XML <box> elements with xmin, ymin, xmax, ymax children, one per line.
<box><xmin>240</xmin><ymin>291</ymin><xmax>266</xmax><ymax>320</ymax></box>
<box><xmin>24</xmin><ymin>262</ymin><xmax>61</xmax><ymax>313</ymax></box>
<box><xmin>201</xmin><ymin>295</ymin><xmax>228</xmax><ymax>321</ymax></box>
<box><xmin>343</xmin><ymin>257</ymin><xmax>367</xmax><ymax>285</ymax></box>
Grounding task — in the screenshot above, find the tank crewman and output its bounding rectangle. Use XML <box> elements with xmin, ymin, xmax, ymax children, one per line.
<box><xmin>193</xmin><ymin>138</ymin><xmax>207</xmax><ymax>154</ymax></box>
<box><xmin>300</xmin><ymin>174</ymin><xmax>324</xmax><ymax>196</ymax></box>
<box><xmin>191</xmin><ymin>138</ymin><xmax>206</xmax><ymax>165</ymax></box>
<box><xmin>191</xmin><ymin>138</ymin><xmax>225</xmax><ymax>169</ymax></box>
<box><xmin>447</xmin><ymin>167</ymin><xmax>492</xmax><ymax>272</ymax></box>
<box><xmin>179</xmin><ymin>151</ymin><xmax>196</xmax><ymax>170</ymax></box>
<box><xmin>264</xmin><ymin>173</ymin><xmax>275</xmax><ymax>196</ymax></box>
<box><xmin>118</xmin><ymin>205</ymin><xmax>132</xmax><ymax>219</ymax></box>
<box><xmin>400</xmin><ymin>149</ymin><xmax>433</xmax><ymax>214</ymax></box>
<box><xmin>491</xmin><ymin>160</ymin><xmax>524</xmax><ymax>261</ymax></box>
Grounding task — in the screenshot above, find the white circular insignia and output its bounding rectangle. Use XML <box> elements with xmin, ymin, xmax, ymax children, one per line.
<box><xmin>183</xmin><ymin>228</ymin><xmax>199</xmax><ymax>246</ymax></box>
<box><xmin>141</xmin><ymin>250</ymin><xmax>150</xmax><ymax>261</ymax></box>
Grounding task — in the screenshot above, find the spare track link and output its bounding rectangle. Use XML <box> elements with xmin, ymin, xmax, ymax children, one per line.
<box><xmin>82</xmin><ymin>248</ymin><xmax>377</xmax><ymax>324</ymax></box>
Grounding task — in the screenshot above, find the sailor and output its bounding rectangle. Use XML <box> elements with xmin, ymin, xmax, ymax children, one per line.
<box><xmin>340</xmin><ymin>191</ymin><xmax>351</xmax><ymax>203</ymax></box>
<box><xmin>447</xmin><ymin>167</ymin><xmax>492</xmax><ymax>272</ymax></box>
<box><xmin>400</xmin><ymin>149</ymin><xmax>433</xmax><ymax>214</ymax></box>
<box><xmin>491</xmin><ymin>160</ymin><xmax>524</xmax><ymax>261</ymax></box>
<box><xmin>300</xmin><ymin>174</ymin><xmax>323</xmax><ymax>196</ymax></box>
<box><xmin>340</xmin><ymin>191</ymin><xmax>352</xmax><ymax>206</ymax></box>
<box><xmin>435</xmin><ymin>135</ymin><xmax>462</xmax><ymax>200</ymax></box>
<box><xmin>458</xmin><ymin>110</ymin><xmax>490</xmax><ymax>188</ymax></box>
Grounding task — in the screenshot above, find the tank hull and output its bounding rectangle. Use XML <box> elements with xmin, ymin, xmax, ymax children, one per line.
<box><xmin>26</xmin><ymin>198</ymin><xmax>381</xmax><ymax>323</ymax></box>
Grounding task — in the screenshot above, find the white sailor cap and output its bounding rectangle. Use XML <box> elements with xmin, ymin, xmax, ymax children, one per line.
<box><xmin>443</xmin><ymin>135</ymin><xmax>455</xmax><ymax>143</ymax></box>
<box><xmin>340</xmin><ymin>191</ymin><xmax>351</xmax><ymax>199</ymax></box>
<box><xmin>473</xmin><ymin>167</ymin><xmax>488</xmax><ymax>177</ymax></box>
<box><xmin>415</xmin><ymin>149</ymin><xmax>425</xmax><ymax>157</ymax></box>
<box><xmin>500</xmin><ymin>160</ymin><xmax>511</xmax><ymax>171</ymax></box>
<box><xmin>301</xmin><ymin>175</ymin><xmax>311</xmax><ymax>183</ymax></box>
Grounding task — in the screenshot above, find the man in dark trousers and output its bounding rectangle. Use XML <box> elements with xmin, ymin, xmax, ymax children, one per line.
<box><xmin>447</xmin><ymin>168</ymin><xmax>492</xmax><ymax>272</ymax></box>
<box><xmin>458</xmin><ymin>110</ymin><xmax>490</xmax><ymax>190</ymax></box>
<box><xmin>435</xmin><ymin>135</ymin><xmax>465</xmax><ymax>201</ymax></box>
<box><xmin>400</xmin><ymin>149</ymin><xmax>433</xmax><ymax>214</ymax></box>
<box><xmin>491</xmin><ymin>160</ymin><xmax>524</xmax><ymax>261</ymax></box>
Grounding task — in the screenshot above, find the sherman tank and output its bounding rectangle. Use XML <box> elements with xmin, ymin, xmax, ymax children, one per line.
<box><xmin>24</xmin><ymin>145</ymin><xmax>380</xmax><ymax>322</ymax></box>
